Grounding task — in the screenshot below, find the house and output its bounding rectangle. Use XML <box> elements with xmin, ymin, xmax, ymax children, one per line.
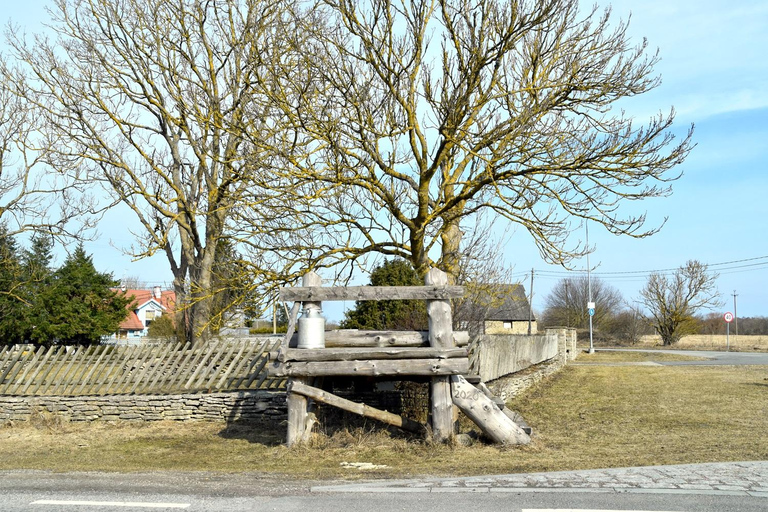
<box><xmin>113</xmin><ymin>286</ymin><xmax>176</xmax><ymax>339</ymax></box>
<box><xmin>482</xmin><ymin>284</ymin><xmax>536</xmax><ymax>335</ymax></box>
<box><xmin>457</xmin><ymin>283</ymin><xmax>536</xmax><ymax>336</ymax></box>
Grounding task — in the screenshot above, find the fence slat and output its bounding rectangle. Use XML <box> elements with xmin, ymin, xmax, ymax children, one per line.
<box><xmin>0</xmin><ymin>338</ymin><xmax>283</xmax><ymax>397</ymax></box>
<box><xmin>130</xmin><ymin>343</ymin><xmax>174</xmax><ymax>395</ymax></box>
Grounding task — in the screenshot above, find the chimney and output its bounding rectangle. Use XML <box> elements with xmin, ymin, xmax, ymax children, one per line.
<box><xmin>154</xmin><ymin>286</ymin><xmax>162</xmax><ymax>299</ymax></box>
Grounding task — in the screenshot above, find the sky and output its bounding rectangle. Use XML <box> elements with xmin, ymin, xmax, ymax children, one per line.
<box><xmin>2</xmin><ymin>0</ymin><xmax>767</xmax><ymax>321</ymax></box>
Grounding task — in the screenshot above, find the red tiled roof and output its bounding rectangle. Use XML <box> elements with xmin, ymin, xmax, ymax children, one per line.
<box><xmin>115</xmin><ymin>288</ymin><xmax>177</xmax><ymax>331</ymax></box>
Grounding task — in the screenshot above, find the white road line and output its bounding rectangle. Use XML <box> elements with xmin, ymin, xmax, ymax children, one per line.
<box><xmin>31</xmin><ymin>500</ymin><xmax>190</xmax><ymax>509</ymax></box>
<box><xmin>522</xmin><ymin>510</ymin><xmax>682</xmax><ymax>512</ymax></box>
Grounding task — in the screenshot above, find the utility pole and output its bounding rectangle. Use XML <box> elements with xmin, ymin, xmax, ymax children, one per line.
<box><xmin>587</xmin><ymin>222</ymin><xmax>594</xmax><ymax>354</ymax></box>
<box><xmin>565</xmin><ymin>280</ymin><xmax>570</xmax><ymax>328</ymax></box>
<box><xmin>733</xmin><ymin>290</ymin><xmax>738</xmax><ymax>337</ymax></box>
<box><xmin>528</xmin><ymin>268</ymin><xmax>534</xmax><ymax>335</ymax></box>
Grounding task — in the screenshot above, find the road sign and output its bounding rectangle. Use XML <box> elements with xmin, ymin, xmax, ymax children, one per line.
<box><xmin>588</xmin><ymin>308</ymin><xmax>595</xmax><ymax>317</ymax></box>
<box><xmin>724</xmin><ymin>312</ymin><xmax>734</xmax><ymax>323</ymax></box>
<box><xmin>587</xmin><ymin>302</ymin><xmax>595</xmax><ymax>309</ymax></box>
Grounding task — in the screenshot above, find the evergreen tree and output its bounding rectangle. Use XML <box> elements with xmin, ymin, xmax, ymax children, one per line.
<box><xmin>0</xmin><ymin>224</ymin><xmax>24</xmax><ymax>345</ymax></box>
<box><xmin>16</xmin><ymin>232</ymin><xmax>55</xmax><ymax>343</ymax></box>
<box><xmin>31</xmin><ymin>245</ymin><xmax>132</xmax><ymax>345</ymax></box>
<box><xmin>341</xmin><ymin>259</ymin><xmax>427</xmax><ymax>330</ymax></box>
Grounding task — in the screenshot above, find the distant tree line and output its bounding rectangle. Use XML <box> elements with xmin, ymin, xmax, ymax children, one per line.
<box><xmin>541</xmin><ymin>260</ymin><xmax>767</xmax><ymax>344</ymax></box>
<box><xmin>0</xmin><ymin>224</ymin><xmax>132</xmax><ymax>346</ymax></box>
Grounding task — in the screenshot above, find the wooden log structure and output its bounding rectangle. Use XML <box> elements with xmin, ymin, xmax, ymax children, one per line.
<box><xmin>288</xmin><ymin>380</ymin><xmax>424</xmax><ymax>434</ymax></box>
<box><xmin>286</xmin><ymin>329</ymin><xmax>470</xmax><ymax>349</ymax></box>
<box><xmin>273</xmin><ymin>347</ymin><xmax>468</xmax><ymax>363</ymax></box>
<box><xmin>425</xmin><ymin>268</ymin><xmax>456</xmax><ymax>443</ymax></box>
<box><xmin>280</xmin><ymin>285</ymin><xmax>464</xmax><ymax>302</ymax></box>
<box><xmin>269</xmin><ymin>358</ymin><xmax>469</xmax><ymax>378</ymax></box>
<box><xmin>450</xmin><ymin>375</ymin><xmax>530</xmax><ymax>445</ymax></box>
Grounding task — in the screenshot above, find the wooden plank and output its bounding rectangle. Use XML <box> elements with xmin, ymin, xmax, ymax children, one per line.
<box><xmin>268</xmin><ymin>358</ymin><xmax>469</xmax><ymax>377</ymax></box>
<box><xmin>0</xmin><ymin>347</ymin><xmax>26</xmax><ymax>389</ymax></box>
<box><xmin>9</xmin><ymin>346</ymin><xmax>46</xmax><ymax>395</ymax></box>
<box><xmin>230</xmin><ymin>339</ymin><xmax>269</xmax><ymax>389</ymax></box>
<box><xmin>289</xmin><ymin>380</ymin><xmax>423</xmax><ymax>433</ymax></box>
<box><xmin>275</xmin><ymin>347</ymin><xmax>469</xmax><ymax>362</ymax></box>
<box><xmin>21</xmin><ymin>346</ymin><xmax>57</xmax><ymax>395</ymax></box>
<box><xmin>215</xmin><ymin>341</ymin><xmax>248</xmax><ymax>390</ymax></box>
<box><xmin>76</xmin><ymin>345</ymin><xmax>111</xmax><ymax>395</ymax></box>
<box><xmin>40</xmin><ymin>346</ymin><xmax>79</xmax><ymax>395</ymax></box>
<box><xmin>130</xmin><ymin>344</ymin><xmax>172</xmax><ymax>394</ymax></box>
<box><xmin>148</xmin><ymin>342</ymin><xmax>190</xmax><ymax>393</ymax></box>
<box><xmin>286</xmin><ymin>377</ymin><xmax>309</xmax><ymax>446</ymax></box>
<box><xmin>0</xmin><ymin>346</ymin><xmax>34</xmax><ymax>393</ymax></box>
<box><xmin>426</xmin><ymin>268</ymin><xmax>455</xmax><ymax>443</ymax></box>
<box><xmin>280</xmin><ymin>285</ymin><xmax>464</xmax><ymax>302</ymax></box>
<box><xmin>114</xmin><ymin>344</ymin><xmax>154</xmax><ymax>394</ymax></box>
<box><xmin>253</xmin><ymin>338</ymin><xmax>284</xmax><ymax>389</ymax></box>
<box><xmin>61</xmin><ymin>345</ymin><xmax>99</xmax><ymax>396</ymax></box>
<box><xmin>201</xmin><ymin>341</ymin><xmax>241</xmax><ymax>391</ymax></box>
<box><xmin>294</xmin><ymin>330</ymin><xmax>469</xmax><ymax>348</ymax></box>
<box><xmin>450</xmin><ymin>375</ymin><xmax>530</xmax><ymax>445</ymax></box>
<box><xmin>94</xmin><ymin>344</ymin><xmax>135</xmax><ymax>395</ymax></box>
<box><xmin>184</xmin><ymin>342</ymin><xmax>220</xmax><ymax>390</ymax></box>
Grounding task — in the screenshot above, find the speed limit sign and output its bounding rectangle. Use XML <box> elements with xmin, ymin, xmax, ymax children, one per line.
<box><xmin>724</xmin><ymin>312</ymin><xmax>734</xmax><ymax>323</ymax></box>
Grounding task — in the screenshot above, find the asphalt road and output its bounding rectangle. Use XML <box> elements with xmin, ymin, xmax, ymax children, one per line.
<box><xmin>1</xmin><ymin>464</ymin><xmax>767</xmax><ymax>512</ymax></box>
<box><xmin>594</xmin><ymin>348</ymin><xmax>768</xmax><ymax>365</ymax></box>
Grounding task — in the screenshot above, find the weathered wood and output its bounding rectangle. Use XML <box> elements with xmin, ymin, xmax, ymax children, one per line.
<box><xmin>280</xmin><ymin>285</ymin><xmax>465</xmax><ymax>302</ymax></box>
<box><xmin>268</xmin><ymin>358</ymin><xmax>470</xmax><ymax>377</ymax></box>
<box><xmin>286</xmin><ymin>377</ymin><xmax>310</xmax><ymax>446</ymax></box>
<box><xmin>289</xmin><ymin>330</ymin><xmax>469</xmax><ymax>348</ymax></box>
<box><xmin>288</xmin><ymin>380</ymin><xmax>424</xmax><ymax>434</ymax></box>
<box><xmin>273</xmin><ymin>347</ymin><xmax>468</xmax><ymax>362</ymax></box>
<box><xmin>450</xmin><ymin>375</ymin><xmax>530</xmax><ymax>445</ymax></box>
<box><xmin>425</xmin><ymin>268</ymin><xmax>456</xmax><ymax>443</ymax></box>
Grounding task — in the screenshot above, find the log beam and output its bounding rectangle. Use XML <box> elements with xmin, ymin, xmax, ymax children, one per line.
<box><xmin>288</xmin><ymin>380</ymin><xmax>424</xmax><ymax>434</ymax></box>
<box><xmin>268</xmin><ymin>358</ymin><xmax>470</xmax><ymax>377</ymax></box>
<box><xmin>280</xmin><ymin>285</ymin><xmax>464</xmax><ymax>302</ymax></box>
<box><xmin>272</xmin><ymin>347</ymin><xmax>469</xmax><ymax>362</ymax></box>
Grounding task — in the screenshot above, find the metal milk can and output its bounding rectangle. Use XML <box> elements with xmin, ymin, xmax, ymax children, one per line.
<box><xmin>297</xmin><ymin>307</ymin><xmax>326</xmax><ymax>349</ymax></box>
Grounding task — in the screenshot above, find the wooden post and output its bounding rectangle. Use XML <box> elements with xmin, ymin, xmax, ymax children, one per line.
<box><xmin>425</xmin><ymin>268</ymin><xmax>455</xmax><ymax>443</ymax></box>
<box><xmin>286</xmin><ymin>271</ymin><xmax>322</xmax><ymax>446</ymax></box>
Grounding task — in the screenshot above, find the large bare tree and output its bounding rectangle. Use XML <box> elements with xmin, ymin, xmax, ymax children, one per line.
<box><xmin>268</xmin><ymin>0</ymin><xmax>693</xmax><ymax>280</ymax></box>
<box><xmin>640</xmin><ymin>260</ymin><xmax>722</xmax><ymax>345</ymax></box>
<box><xmin>4</xmin><ymin>0</ymin><xmax>308</xmax><ymax>341</ymax></box>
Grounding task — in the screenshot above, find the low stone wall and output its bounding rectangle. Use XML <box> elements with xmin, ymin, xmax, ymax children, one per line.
<box><xmin>473</xmin><ymin>327</ymin><xmax>576</xmax><ymax>382</ymax></box>
<box><xmin>486</xmin><ymin>356</ymin><xmax>568</xmax><ymax>402</ymax></box>
<box><xmin>0</xmin><ymin>390</ymin><xmax>286</xmax><ymax>424</ymax></box>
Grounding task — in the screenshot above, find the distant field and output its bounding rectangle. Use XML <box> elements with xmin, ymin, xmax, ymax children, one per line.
<box><xmin>1</xmin><ymin>362</ymin><xmax>766</xmax><ymax>479</ymax></box>
<box><xmin>637</xmin><ymin>334</ymin><xmax>768</xmax><ymax>352</ymax></box>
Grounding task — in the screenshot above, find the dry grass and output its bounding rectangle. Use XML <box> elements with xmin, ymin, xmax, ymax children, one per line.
<box><xmin>574</xmin><ymin>350</ymin><xmax>711</xmax><ymax>363</ymax></box>
<box><xmin>1</xmin><ymin>363</ymin><xmax>767</xmax><ymax>479</ymax></box>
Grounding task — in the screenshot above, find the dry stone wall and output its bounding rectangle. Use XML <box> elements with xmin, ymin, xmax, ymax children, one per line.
<box><xmin>0</xmin><ymin>391</ymin><xmax>286</xmax><ymax>424</ymax></box>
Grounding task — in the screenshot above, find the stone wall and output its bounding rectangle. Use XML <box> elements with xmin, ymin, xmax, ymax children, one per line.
<box><xmin>0</xmin><ymin>390</ymin><xmax>286</xmax><ymax>424</ymax></box>
<box><xmin>472</xmin><ymin>327</ymin><xmax>575</xmax><ymax>382</ymax></box>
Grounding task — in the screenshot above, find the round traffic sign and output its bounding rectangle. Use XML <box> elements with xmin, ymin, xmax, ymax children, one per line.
<box><xmin>724</xmin><ymin>312</ymin><xmax>734</xmax><ymax>323</ymax></box>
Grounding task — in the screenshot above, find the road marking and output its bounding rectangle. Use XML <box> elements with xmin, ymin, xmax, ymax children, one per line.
<box><xmin>31</xmin><ymin>500</ymin><xmax>190</xmax><ymax>509</ymax></box>
<box><xmin>522</xmin><ymin>510</ymin><xmax>682</xmax><ymax>512</ymax></box>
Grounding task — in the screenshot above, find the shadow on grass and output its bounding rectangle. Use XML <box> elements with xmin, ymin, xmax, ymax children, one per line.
<box><xmin>218</xmin><ymin>419</ymin><xmax>286</xmax><ymax>446</ymax></box>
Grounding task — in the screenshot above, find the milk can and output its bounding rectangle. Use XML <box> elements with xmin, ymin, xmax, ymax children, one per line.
<box><xmin>297</xmin><ymin>307</ymin><xmax>326</xmax><ymax>349</ymax></box>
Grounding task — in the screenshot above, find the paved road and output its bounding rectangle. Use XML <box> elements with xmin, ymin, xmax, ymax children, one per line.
<box><xmin>1</xmin><ymin>462</ymin><xmax>767</xmax><ymax>511</ymax></box>
<box><xmin>589</xmin><ymin>348</ymin><xmax>768</xmax><ymax>366</ymax></box>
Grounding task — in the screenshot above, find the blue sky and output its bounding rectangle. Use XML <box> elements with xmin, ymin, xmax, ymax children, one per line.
<box><xmin>3</xmin><ymin>1</ymin><xmax>767</xmax><ymax>320</ymax></box>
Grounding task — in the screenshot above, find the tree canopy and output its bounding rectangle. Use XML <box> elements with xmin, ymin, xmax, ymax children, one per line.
<box><xmin>267</xmin><ymin>0</ymin><xmax>693</xmax><ymax>279</ymax></box>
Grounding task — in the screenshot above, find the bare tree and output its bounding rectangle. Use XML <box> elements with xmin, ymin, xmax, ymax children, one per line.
<box><xmin>267</xmin><ymin>0</ymin><xmax>693</xmax><ymax>280</ymax></box>
<box><xmin>0</xmin><ymin>68</ymin><xmax>93</xmax><ymax>239</ymax></box>
<box><xmin>541</xmin><ymin>275</ymin><xmax>623</xmax><ymax>330</ymax></box>
<box><xmin>640</xmin><ymin>260</ymin><xmax>722</xmax><ymax>345</ymax></box>
<box><xmin>4</xmin><ymin>0</ymin><xmax>308</xmax><ymax>342</ymax></box>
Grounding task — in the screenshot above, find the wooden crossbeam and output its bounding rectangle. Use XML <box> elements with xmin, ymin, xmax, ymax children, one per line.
<box><xmin>274</xmin><ymin>347</ymin><xmax>468</xmax><ymax>362</ymax></box>
<box><xmin>279</xmin><ymin>285</ymin><xmax>464</xmax><ymax>302</ymax></box>
<box><xmin>289</xmin><ymin>329</ymin><xmax>469</xmax><ymax>348</ymax></box>
<box><xmin>269</xmin><ymin>358</ymin><xmax>469</xmax><ymax>377</ymax></box>
<box><xmin>288</xmin><ymin>380</ymin><xmax>424</xmax><ymax>434</ymax></box>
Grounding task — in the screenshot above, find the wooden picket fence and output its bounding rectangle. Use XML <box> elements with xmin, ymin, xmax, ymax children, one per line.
<box><xmin>0</xmin><ymin>338</ymin><xmax>286</xmax><ymax>397</ymax></box>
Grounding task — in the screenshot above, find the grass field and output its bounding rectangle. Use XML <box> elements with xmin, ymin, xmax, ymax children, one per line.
<box><xmin>1</xmin><ymin>355</ymin><xmax>766</xmax><ymax>479</ymax></box>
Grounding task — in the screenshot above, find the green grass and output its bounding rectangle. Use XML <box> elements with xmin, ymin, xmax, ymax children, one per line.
<box><xmin>2</xmin><ymin>363</ymin><xmax>766</xmax><ymax>479</ymax></box>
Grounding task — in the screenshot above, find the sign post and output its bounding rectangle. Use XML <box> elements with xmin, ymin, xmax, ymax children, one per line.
<box><xmin>724</xmin><ymin>312</ymin><xmax>734</xmax><ymax>351</ymax></box>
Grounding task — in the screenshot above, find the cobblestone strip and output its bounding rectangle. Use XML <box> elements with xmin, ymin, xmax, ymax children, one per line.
<box><xmin>312</xmin><ymin>461</ymin><xmax>768</xmax><ymax>496</ymax></box>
